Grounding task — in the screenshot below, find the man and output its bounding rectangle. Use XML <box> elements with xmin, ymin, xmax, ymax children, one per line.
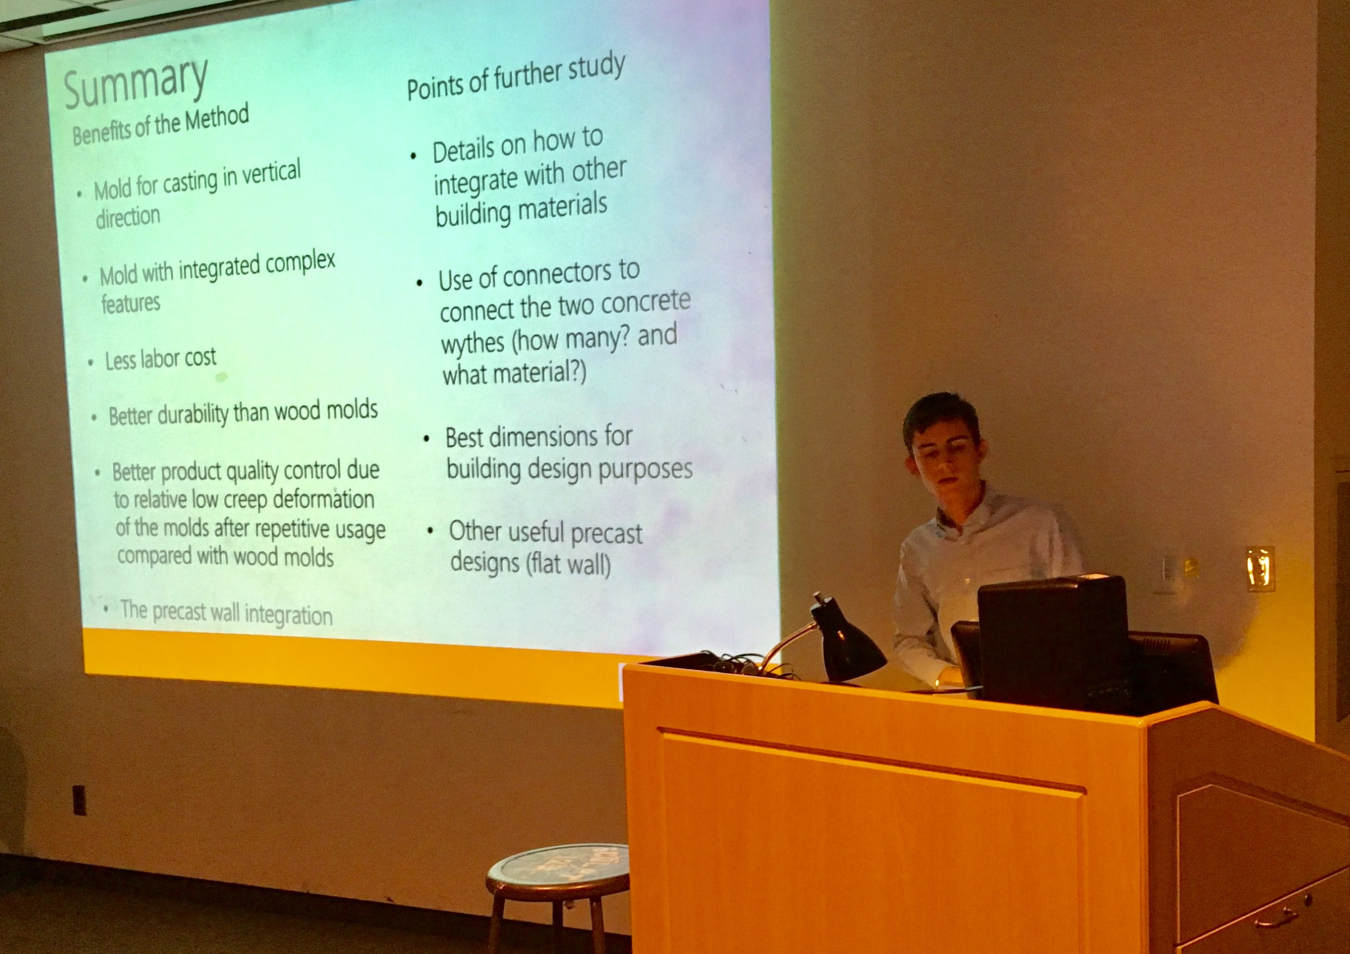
<box><xmin>893</xmin><ymin>392</ymin><xmax>1084</xmax><ymax>688</ymax></box>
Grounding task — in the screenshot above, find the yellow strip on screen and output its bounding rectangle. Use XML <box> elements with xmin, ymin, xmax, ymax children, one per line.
<box><xmin>83</xmin><ymin>628</ymin><xmax>651</xmax><ymax>709</ymax></box>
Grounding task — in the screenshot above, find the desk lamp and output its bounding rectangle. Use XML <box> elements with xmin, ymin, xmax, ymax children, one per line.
<box><xmin>759</xmin><ymin>592</ymin><xmax>888</xmax><ymax>683</ymax></box>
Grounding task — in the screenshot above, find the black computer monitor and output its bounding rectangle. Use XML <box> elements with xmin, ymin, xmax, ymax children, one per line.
<box><xmin>1127</xmin><ymin>631</ymin><xmax>1219</xmax><ymax>714</ymax></box>
<box><xmin>953</xmin><ymin>577</ymin><xmax>1219</xmax><ymax>716</ymax></box>
<box><xmin>950</xmin><ymin>620</ymin><xmax>983</xmax><ymax>688</ymax></box>
<box><xmin>976</xmin><ymin>574</ymin><xmax>1135</xmax><ymax>714</ymax></box>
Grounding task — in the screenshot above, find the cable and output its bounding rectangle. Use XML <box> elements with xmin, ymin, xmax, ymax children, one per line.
<box><xmin>697</xmin><ymin>652</ymin><xmax>799</xmax><ymax>679</ymax></box>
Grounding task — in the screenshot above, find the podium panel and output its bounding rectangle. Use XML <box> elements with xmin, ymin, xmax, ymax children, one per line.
<box><xmin>624</xmin><ymin>665</ymin><xmax>1148</xmax><ymax>954</ymax></box>
<box><xmin>661</xmin><ymin>733</ymin><xmax>1083</xmax><ymax>953</ymax></box>
<box><xmin>623</xmin><ymin>663</ymin><xmax>1350</xmax><ymax>953</ymax></box>
<box><xmin>1175</xmin><ymin>783</ymin><xmax>1350</xmax><ymax>941</ymax></box>
<box><xmin>1145</xmin><ymin>704</ymin><xmax>1350</xmax><ymax>952</ymax></box>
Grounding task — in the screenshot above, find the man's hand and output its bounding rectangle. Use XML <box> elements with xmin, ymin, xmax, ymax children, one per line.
<box><xmin>936</xmin><ymin>665</ymin><xmax>965</xmax><ymax>689</ymax></box>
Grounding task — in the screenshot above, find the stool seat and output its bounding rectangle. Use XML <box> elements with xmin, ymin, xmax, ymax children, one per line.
<box><xmin>485</xmin><ymin>844</ymin><xmax>629</xmax><ymax>954</ymax></box>
<box><xmin>486</xmin><ymin>843</ymin><xmax>629</xmax><ymax>902</ymax></box>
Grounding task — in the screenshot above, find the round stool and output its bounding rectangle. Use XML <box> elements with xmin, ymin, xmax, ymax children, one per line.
<box><xmin>485</xmin><ymin>843</ymin><xmax>629</xmax><ymax>954</ymax></box>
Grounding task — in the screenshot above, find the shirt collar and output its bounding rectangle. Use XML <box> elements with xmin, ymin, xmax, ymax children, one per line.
<box><xmin>935</xmin><ymin>484</ymin><xmax>997</xmax><ymax>540</ymax></box>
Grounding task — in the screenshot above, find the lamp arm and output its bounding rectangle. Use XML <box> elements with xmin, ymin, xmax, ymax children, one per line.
<box><xmin>758</xmin><ymin>622</ymin><xmax>820</xmax><ymax>675</ymax></box>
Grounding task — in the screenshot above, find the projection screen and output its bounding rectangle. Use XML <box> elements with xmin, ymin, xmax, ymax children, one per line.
<box><xmin>44</xmin><ymin>0</ymin><xmax>777</xmax><ymax>707</ymax></box>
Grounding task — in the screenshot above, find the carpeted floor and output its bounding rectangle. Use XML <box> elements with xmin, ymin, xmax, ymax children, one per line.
<box><xmin>0</xmin><ymin>859</ymin><xmax>629</xmax><ymax>954</ymax></box>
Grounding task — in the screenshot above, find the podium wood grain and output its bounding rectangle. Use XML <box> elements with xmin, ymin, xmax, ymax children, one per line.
<box><xmin>623</xmin><ymin>665</ymin><xmax>1350</xmax><ymax>954</ymax></box>
<box><xmin>623</xmin><ymin>666</ymin><xmax>1147</xmax><ymax>953</ymax></box>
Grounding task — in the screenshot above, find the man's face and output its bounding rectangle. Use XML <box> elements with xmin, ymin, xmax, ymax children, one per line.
<box><xmin>904</xmin><ymin>418</ymin><xmax>988</xmax><ymax>505</ymax></box>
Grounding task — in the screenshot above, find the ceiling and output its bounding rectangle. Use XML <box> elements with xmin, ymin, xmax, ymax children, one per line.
<box><xmin>0</xmin><ymin>0</ymin><xmax>280</xmax><ymax>49</ymax></box>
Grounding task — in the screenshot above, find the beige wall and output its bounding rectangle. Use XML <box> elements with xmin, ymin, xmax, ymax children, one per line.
<box><xmin>778</xmin><ymin>1</ymin><xmax>1317</xmax><ymax>739</ymax></box>
<box><xmin>0</xmin><ymin>0</ymin><xmax>1322</xmax><ymax>929</ymax></box>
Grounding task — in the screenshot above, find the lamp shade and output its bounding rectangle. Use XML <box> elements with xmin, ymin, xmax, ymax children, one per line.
<box><xmin>810</xmin><ymin>593</ymin><xmax>888</xmax><ymax>683</ymax></box>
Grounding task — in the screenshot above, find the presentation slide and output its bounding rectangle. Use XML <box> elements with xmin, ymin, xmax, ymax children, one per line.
<box><xmin>44</xmin><ymin>0</ymin><xmax>777</xmax><ymax>704</ymax></box>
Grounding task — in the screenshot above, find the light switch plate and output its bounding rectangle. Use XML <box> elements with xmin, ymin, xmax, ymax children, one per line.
<box><xmin>1153</xmin><ymin>553</ymin><xmax>1181</xmax><ymax>595</ymax></box>
<box><xmin>1246</xmin><ymin>547</ymin><xmax>1275</xmax><ymax>592</ymax></box>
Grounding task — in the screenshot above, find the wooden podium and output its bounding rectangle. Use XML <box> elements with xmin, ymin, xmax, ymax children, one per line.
<box><xmin>622</xmin><ymin>663</ymin><xmax>1350</xmax><ymax>953</ymax></box>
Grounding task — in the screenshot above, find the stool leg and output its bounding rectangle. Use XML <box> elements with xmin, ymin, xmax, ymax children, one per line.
<box><xmin>487</xmin><ymin>895</ymin><xmax>505</xmax><ymax>954</ymax></box>
<box><xmin>589</xmin><ymin>896</ymin><xmax>606</xmax><ymax>954</ymax></box>
<box><xmin>552</xmin><ymin>900</ymin><xmax>565</xmax><ymax>954</ymax></box>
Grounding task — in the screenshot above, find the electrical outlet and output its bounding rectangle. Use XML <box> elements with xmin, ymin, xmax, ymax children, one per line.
<box><xmin>72</xmin><ymin>785</ymin><xmax>86</xmax><ymax>816</ymax></box>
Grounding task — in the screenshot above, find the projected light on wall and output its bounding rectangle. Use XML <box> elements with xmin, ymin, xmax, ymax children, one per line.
<box><xmin>44</xmin><ymin>0</ymin><xmax>776</xmax><ymax>707</ymax></box>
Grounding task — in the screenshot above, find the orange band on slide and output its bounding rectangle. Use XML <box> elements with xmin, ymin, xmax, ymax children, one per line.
<box><xmin>83</xmin><ymin>628</ymin><xmax>652</xmax><ymax>709</ymax></box>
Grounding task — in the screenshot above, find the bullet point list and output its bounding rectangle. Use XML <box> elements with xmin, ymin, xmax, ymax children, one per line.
<box><xmin>50</xmin><ymin>4</ymin><xmax>774</xmax><ymax>663</ymax></box>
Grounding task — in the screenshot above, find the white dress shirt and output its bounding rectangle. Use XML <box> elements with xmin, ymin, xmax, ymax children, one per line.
<box><xmin>892</xmin><ymin>488</ymin><xmax>1084</xmax><ymax>687</ymax></box>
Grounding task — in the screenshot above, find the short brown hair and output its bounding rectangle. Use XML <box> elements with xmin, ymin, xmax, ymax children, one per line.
<box><xmin>903</xmin><ymin>392</ymin><xmax>981</xmax><ymax>452</ymax></box>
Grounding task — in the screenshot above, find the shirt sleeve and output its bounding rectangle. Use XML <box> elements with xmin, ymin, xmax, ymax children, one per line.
<box><xmin>892</xmin><ymin>539</ymin><xmax>952</xmax><ymax>687</ymax></box>
<box><xmin>1043</xmin><ymin>505</ymin><xmax>1086</xmax><ymax>577</ymax></box>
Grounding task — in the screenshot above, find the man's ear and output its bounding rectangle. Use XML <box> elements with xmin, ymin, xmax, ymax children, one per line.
<box><xmin>904</xmin><ymin>455</ymin><xmax>919</xmax><ymax>477</ymax></box>
<box><xmin>976</xmin><ymin>440</ymin><xmax>989</xmax><ymax>464</ymax></box>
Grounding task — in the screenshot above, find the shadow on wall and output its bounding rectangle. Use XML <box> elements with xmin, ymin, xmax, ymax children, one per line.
<box><xmin>1138</xmin><ymin>562</ymin><xmax>1260</xmax><ymax>668</ymax></box>
<box><xmin>0</xmin><ymin>727</ymin><xmax>26</xmax><ymax>856</ymax></box>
